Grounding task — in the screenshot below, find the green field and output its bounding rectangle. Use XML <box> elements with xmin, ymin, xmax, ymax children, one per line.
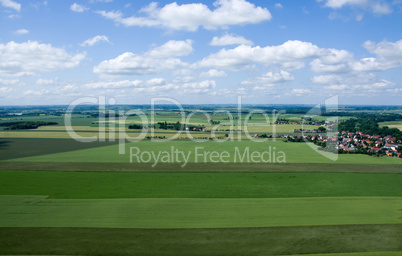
<box><xmin>1</xmin><ymin>253</ymin><xmax>401</xmax><ymax>256</ymax></box>
<box><xmin>0</xmin><ymin>123</ymin><xmax>320</xmax><ymax>140</ymax></box>
<box><xmin>1</xmin><ymin>168</ymin><xmax>401</xmax><ymax>254</ymax></box>
<box><xmin>5</xmin><ymin>139</ymin><xmax>401</xmax><ymax>164</ymax></box>
<box><xmin>0</xmin><ymin>138</ymin><xmax>118</xmax><ymax>160</ymax></box>
<box><xmin>1</xmin><ymin>225</ymin><xmax>401</xmax><ymax>256</ymax></box>
<box><xmin>379</xmin><ymin>121</ymin><xmax>402</xmax><ymax>131</ymax></box>
<box><xmin>1</xmin><ymin>196</ymin><xmax>401</xmax><ymax>228</ymax></box>
<box><xmin>1</xmin><ymin>171</ymin><xmax>402</xmax><ymax>199</ymax></box>
<box><xmin>288</xmin><ymin>253</ymin><xmax>402</xmax><ymax>256</ymax></box>
<box><xmin>4</xmin><ymin>254</ymin><xmax>400</xmax><ymax>256</ymax></box>
<box><xmin>1</xmin><ymin>115</ymin><xmax>402</xmax><ymax>255</ymax></box>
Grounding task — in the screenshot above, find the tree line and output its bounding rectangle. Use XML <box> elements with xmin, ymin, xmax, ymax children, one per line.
<box><xmin>0</xmin><ymin>121</ymin><xmax>58</xmax><ymax>130</ymax></box>
<box><xmin>128</xmin><ymin>121</ymin><xmax>205</xmax><ymax>131</ymax></box>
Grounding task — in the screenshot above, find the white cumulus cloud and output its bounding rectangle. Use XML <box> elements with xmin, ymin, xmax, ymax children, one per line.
<box><xmin>93</xmin><ymin>52</ymin><xmax>186</xmax><ymax>76</ymax></box>
<box><xmin>311</xmin><ymin>74</ymin><xmax>342</xmax><ymax>84</ymax></box>
<box><xmin>0</xmin><ymin>41</ymin><xmax>86</xmax><ymax>77</ymax></box>
<box><xmin>0</xmin><ymin>0</ymin><xmax>20</xmax><ymax>11</ymax></box>
<box><xmin>80</xmin><ymin>35</ymin><xmax>110</xmax><ymax>47</ymax></box>
<box><xmin>35</xmin><ymin>78</ymin><xmax>58</xmax><ymax>85</ymax></box>
<box><xmin>182</xmin><ymin>80</ymin><xmax>216</xmax><ymax>93</ymax></box>
<box><xmin>83</xmin><ymin>80</ymin><xmax>143</xmax><ymax>89</ymax></box>
<box><xmin>210</xmin><ymin>34</ymin><xmax>254</xmax><ymax>46</ymax></box>
<box><xmin>0</xmin><ymin>78</ymin><xmax>20</xmax><ymax>85</ymax></box>
<box><xmin>351</xmin><ymin>40</ymin><xmax>402</xmax><ymax>71</ymax></box>
<box><xmin>96</xmin><ymin>0</ymin><xmax>271</xmax><ymax>31</ymax></box>
<box><xmin>324</xmin><ymin>84</ymin><xmax>348</xmax><ymax>91</ymax></box>
<box><xmin>196</xmin><ymin>40</ymin><xmax>325</xmax><ymax>70</ymax></box>
<box><xmin>363</xmin><ymin>39</ymin><xmax>402</xmax><ymax>60</ymax></box>
<box><xmin>146</xmin><ymin>39</ymin><xmax>193</xmax><ymax>58</ymax></box>
<box><xmin>310</xmin><ymin>48</ymin><xmax>354</xmax><ymax>73</ymax></box>
<box><xmin>14</xmin><ymin>29</ymin><xmax>28</xmax><ymax>35</ymax></box>
<box><xmin>318</xmin><ymin>0</ymin><xmax>392</xmax><ymax>15</ymax></box>
<box><xmin>290</xmin><ymin>88</ymin><xmax>312</xmax><ymax>96</ymax></box>
<box><xmin>0</xmin><ymin>87</ymin><xmax>12</xmax><ymax>94</ymax></box>
<box><xmin>200</xmin><ymin>69</ymin><xmax>227</xmax><ymax>77</ymax></box>
<box><xmin>146</xmin><ymin>78</ymin><xmax>165</xmax><ymax>86</ymax></box>
<box><xmin>241</xmin><ymin>70</ymin><xmax>294</xmax><ymax>86</ymax></box>
<box><xmin>275</xmin><ymin>3</ymin><xmax>283</xmax><ymax>8</ymax></box>
<box><xmin>318</xmin><ymin>72</ymin><xmax>397</xmax><ymax>95</ymax></box>
<box><xmin>93</xmin><ymin>40</ymin><xmax>192</xmax><ymax>76</ymax></box>
<box><xmin>70</xmin><ymin>3</ymin><xmax>88</xmax><ymax>12</ymax></box>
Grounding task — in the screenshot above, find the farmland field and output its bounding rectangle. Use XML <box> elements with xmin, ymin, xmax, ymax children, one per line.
<box><xmin>1</xmin><ymin>167</ymin><xmax>402</xmax><ymax>255</ymax></box>
<box><xmin>1</xmin><ymin>112</ymin><xmax>402</xmax><ymax>256</ymax></box>
<box><xmin>1</xmin><ymin>171</ymin><xmax>402</xmax><ymax>199</ymax></box>
<box><xmin>3</xmin><ymin>0</ymin><xmax>402</xmax><ymax>254</ymax></box>
<box><xmin>287</xmin><ymin>253</ymin><xmax>402</xmax><ymax>256</ymax></box>
<box><xmin>0</xmin><ymin>138</ymin><xmax>118</xmax><ymax>160</ymax></box>
<box><xmin>0</xmin><ymin>123</ymin><xmax>319</xmax><ymax>140</ymax></box>
<box><xmin>379</xmin><ymin>121</ymin><xmax>402</xmax><ymax>131</ymax></box>
<box><xmin>1</xmin><ymin>163</ymin><xmax>402</xmax><ymax>255</ymax></box>
<box><xmin>4</xmin><ymin>139</ymin><xmax>401</xmax><ymax>164</ymax></box>
<box><xmin>1</xmin><ymin>225</ymin><xmax>401</xmax><ymax>256</ymax></box>
<box><xmin>1</xmin><ymin>196</ymin><xmax>401</xmax><ymax>228</ymax></box>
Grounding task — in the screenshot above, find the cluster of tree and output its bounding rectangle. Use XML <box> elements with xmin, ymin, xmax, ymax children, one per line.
<box><xmin>1</xmin><ymin>121</ymin><xmax>58</xmax><ymax>130</ymax></box>
<box><xmin>224</xmin><ymin>116</ymin><xmax>240</xmax><ymax>120</ymax></box>
<box><xmin>128</xmin><ymin>124</ymin><xmax>143</xmax><ymax>129</ymax></box>
<box><xmin>323</xmin><ymin>112</ymin><xmax>401</xmax><ymax>121</ymax></box>
<box><xmin>339</xmin><ymin>116</ymin><xmax>402</xmax><ymax>141</ymax></box>
<box><xmin>258</xmin><ymin>134</ymin><xmax>272</xmax><ymax>138</ymax></box>
<box><xmin>0</xmin><ymin>121</ymin><xmax>25</xmax><ymax>127</ymax></box>
<box><xmin>218</xmin><ymin>129</ymin><xmax>242</xmax><ymax>132</ymax></box>
<box><xmin>276</xmin><ymin>117</ymin><xmax>289</xmax><ymax>122</ymax></box>
<box><xmin>286</xmin><ymin>137</ymin><xmax>304</xmax><ymax>142</ymax></box>
<box><xmin>321</xmin><ymin>111</ymin><xmax>355</xmax><ymax>117</ymax></box>
<box><xmin>48</xmin><ymin>111</ymin><xmax>64</xmax><ymax>116</ymax></box>
<box><xmin>157</xmin><ymin>121</ymin><xmax>183</xmax><ymax>130</ymax></box>
<box><xmin>145</xmin><ymin>136</ymin><xmax>167</xmax><ymax>139</ymax></box>
<box><xmin>313</xmin><ymin>139</ymin><xmax>340</xmax><ymax>153</ymax></box>
<box><xmin>209</xmin><ymin>120</ymin><xmax>221</xmax><ymax>125</ymax></box>
<box><xmin>90</xmin><ymin>112</ymin><xmax>124</xmax><ymax>118</ymax></box>
<box><xmin>287</xmin><ymin>135</ymin><xmax>326</xmax><ymax>143</ymax></box>
<box><xmin>144</xmin><ymin>136</ymin><xmax>226</xmax><ymax>140</ymax></box>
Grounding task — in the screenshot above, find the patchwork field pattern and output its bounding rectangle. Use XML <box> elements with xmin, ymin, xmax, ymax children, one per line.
<box><xmin>1</xmin><ymin>130</ymin><xmax>402</xmax><ymax>255</ymax></box>
<box><xmin>4</xmin><ymin>139</ymin><xmax>402</xmax><ymax>164</ymax></box>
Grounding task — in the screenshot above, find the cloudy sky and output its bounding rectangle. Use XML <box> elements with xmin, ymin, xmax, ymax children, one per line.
<box><xmin>1</xmin><ymin>0</ymin><xmax>402</xmax><ymax>105</ymax></box>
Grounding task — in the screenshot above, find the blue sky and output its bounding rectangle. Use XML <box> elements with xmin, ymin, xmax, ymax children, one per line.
<box><xmin>0</xmin><ymin>0</ymin><xmax>402</xmax><ymax>105</ymax></box>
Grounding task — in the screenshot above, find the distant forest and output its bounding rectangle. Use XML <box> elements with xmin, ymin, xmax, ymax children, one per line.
<box><xmin>0</xmin><ymin>121</ymin><xmax>58</xmax><ymax>130</ymax></box>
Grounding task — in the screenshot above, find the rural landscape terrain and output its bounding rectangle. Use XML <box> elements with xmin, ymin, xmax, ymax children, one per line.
<box><xmin>1</xmin><ymin>0</ymin><xmax>402</xmax><ymax>255</ymax></box>
<box><xmin>0</xmin><ymin>104</ymin><xmax>401</xmax><ymax>255</ymax></box>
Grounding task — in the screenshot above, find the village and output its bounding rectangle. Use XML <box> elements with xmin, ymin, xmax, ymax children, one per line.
<box><xmin>285</xmin><ymin>130</ymin><xmax>402</xmax><ymax>158</ymax></box>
